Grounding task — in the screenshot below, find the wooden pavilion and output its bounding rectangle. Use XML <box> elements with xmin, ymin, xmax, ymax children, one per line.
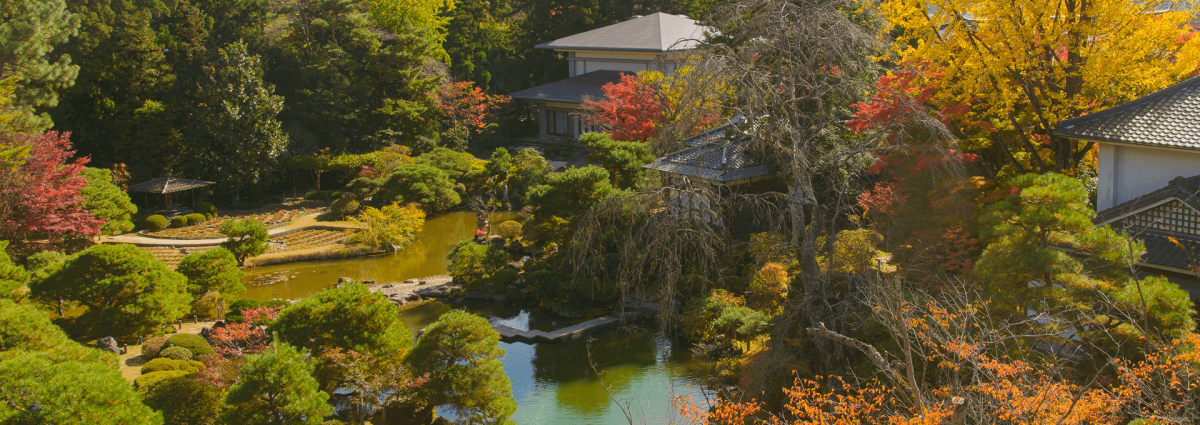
<box><xmin>127</xmin><ymin>176</ymin><xmax>214</xmax><ymax>212</ymax></box>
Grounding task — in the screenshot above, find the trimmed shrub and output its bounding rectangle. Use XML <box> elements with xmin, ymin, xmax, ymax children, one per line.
<box><xmin>227</xmin><ymin>298</ymin><xmax>259</xmax><ymax>315</ymax></box>
<box><xmin>194</xmin><ymin>201</ymin><xmax>218</xmax><ymax>219</ymax></box>
<box><xmin>261</xmin><ymin>299</ymin><xmax>290</xmax><ymax>309</ymax></box>
<box><xmin>305</xmin><ymin>190</ymin><xmax>333</xmax><ymax>201</ymax></box>
<box><xmin>135</xmin><ymin>369</ymin><xmax>189</xmax><ymax>390</ymax></box>
<box><xmin>159</xmin><ymin>346</ymin><xmax>193</xmax><ymax>360</ymax></box>
<box><xmin>139</xmin><ymin>371</ymin><xmax>226</xmax><ymax>425</ymax></box>
<box><xmin>141</xmin><ymin>358</ymin><xmax>205</xmax><ymax>375</ymax></box>
<box><xmin>330</xmin><ymin>197</ymin><xmax>359</xmax><ymax>219</ymax></box>
<box><xmin>170</xmin><ymin>216</ymin><xmax>188</xmax><ymax>228</ymax></box>
<box><xmin>186</xmin><ymin>213</ymin><xmax>207</xmax><ymax>225</ymax></box>
<box><xmin>143</xmin><ymin>215</ymin><xmax>169</xmax><ymax>231</ymax></box>
<box><xmin>166</xmin><ymin>333</ymin><xmax>215</xmax><ymax>356</ymax></box>
<box><xmin>492</xmin><ymin>267</ymin><xmax>519</xmax><ymax>288</ymax></box>
<box><xmin>495</xmin><ymin>221</ymin><xmax>522</xmax><ymax>241</ymax></box>
<box><xmin>142</xmin><ymin>335</ymin><xmax>170</xmax><ymax>359</ymax></box>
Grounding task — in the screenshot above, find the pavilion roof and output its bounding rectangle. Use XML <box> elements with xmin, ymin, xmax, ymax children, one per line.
<box><xmin>127</xmin><ymin>177</ymin><xmax>215</xmax><ymax>194</ymax></box>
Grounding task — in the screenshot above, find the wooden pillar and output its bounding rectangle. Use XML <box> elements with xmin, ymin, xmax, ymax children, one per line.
<box><xmin>538</xmin><ymin>105</ymin><xmax>548</xmax><ymax>137</ymax></box>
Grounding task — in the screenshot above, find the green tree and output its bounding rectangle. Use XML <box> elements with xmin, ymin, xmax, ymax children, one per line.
<box><xmin>525</xmin><ymin>165</ymin><xmax>617</xmax><ymax>243</ymax></box>
<box><xmin>81</xmin><ymin>167</ymin><xmax>138</xmax><ymax>235</ymax></box>
<box><xmin>507</xmin><ymin>148</ymin><xmax>550</xmax><ymax>205</ymax></box>
<box><xmin>975</xmin><ymin>173</ymin><xmax>1195</xmax><ymax>341</ymax></box>
<box><xmin>176</xmin><ymin>247</ymin><xmax>244</xmax><ymax>312</ymax></box>
<box><xmin>415</xmin><ymin>147</ymin><xmax>474</xmax><ymax>178</ymax></box>
<box><xmin>446</xmin><ymin>238</ymin><xmax>508</xmax><ymax>289</ymax></box>
<box><xmin>441</xmin><ymin>0</ymin><xmax>514</xmax><ymax>90</ymax></box>
<box><xmin>376</xmin><ymin>163</ymin><xmax>461</xmax><ymax>212</ymax></box>
<box><xmin>408</xmin><ymin>310</ymin><xmax>515</xmax><ymax>424</ymax></box>
<box><xmin>487</xmin><ymin>147</ymin><xmax>511</xmax><ymax>201</ymax></box>
<box><xmin>222</xmin><ymin>341</ymin><xmax>331</xmax><ymax>425</ymax></box>
<box><xmin>0</xmin><ymin>241</ymin><xmax>29</xmax><ymax>302</ymax></box>
<box><xmin>188</xmin><ymin>40</ymin><xmax>287</xmax><ymax>204</ymax></box>
<box><xmin>0</xmin><ymin>300</ymin><xmax>160</xmax><ymax>423</ymax></box>
<box><xmin>0</xmin><ymin>0</ymin><xmax>81</xmax><ymax>131</ymax></box>
<box><xmin>365</xmin><ymin>0</ymin><xmax>452</xmax><ymax>61</ymax></box>
<box><xmin>271</xmin><ymin>281</ymin><xmax>414</xmax><ymax>387</ymax></box>
<box><xmin>30</xmin><ymin>244</ymin><xmax>190</xmax><ymax>337</ymax></box>
<box><xmin>580</xmin><ymin>132</ymin><xmax>653</xmax><ymax>189</ymax></box>
<box><xmin>219</xmin><ymin>218</ymin><xmax>269</xmax><ymax>266</ymax></box>
<box><xmin>273</xmin><ymin>0</ymin><xmax>440</xmax><ymax>153</ymax></box>
<box><xmin>51</xmin><ymin>0</ymin><xmax>174</xmax><ymax>178</ymax></box>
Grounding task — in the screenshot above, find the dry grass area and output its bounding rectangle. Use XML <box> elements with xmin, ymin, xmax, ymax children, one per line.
<box><xmin>140</xmin><ymin>246</ymin><xmax>219</xmax><ymax>269</ymax></box>
<box><xmin>274</xmin><ymin>229</ymin><xmax>351</xmax><ymax>252</ymax></box>
<box><xmin>147</xmin><ymin>202</ymin><xmax>326</xmax><ymax>239</ymax></box>
<box><xmin>246</xmin><ymin>243</ymin><xmax>380</xmax><ymax>268</ymax></box>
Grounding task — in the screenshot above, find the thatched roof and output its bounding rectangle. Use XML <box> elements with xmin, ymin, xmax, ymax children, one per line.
<box><xmin>127</xmin><ymin>177</ymin><xmax>214</xmax><ymax>194</ymax></box>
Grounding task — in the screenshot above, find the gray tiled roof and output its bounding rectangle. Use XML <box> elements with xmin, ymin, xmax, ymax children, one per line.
<box><xmin>535</xmin><ymin>13</ymin><xmax>705</xmax><ymax>53</ymax></box>
<box><xmin>1053</xmin><ymin>76</ymin><xmax>1200</xmax><ymax>151</ymax></box>
<box><xmin>509</xmin><ymin>70</ymin><xmax>625</xmax><ymax>104</ymax></box>
<box><xmin>643</xmin><ymin>121</ymin><xmax>773</xmax><ymax>182</ymax></box>
<box><xmin>1095</xmin><ymin>175</ymin><xmax>1200</xmax><ymax>270</ymax></box>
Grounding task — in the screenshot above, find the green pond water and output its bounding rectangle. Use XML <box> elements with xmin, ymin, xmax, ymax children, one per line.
<box><xmin>239</xmin><ymin>210</ymin><xmax>711</xmax><ymax>423</ymax></box>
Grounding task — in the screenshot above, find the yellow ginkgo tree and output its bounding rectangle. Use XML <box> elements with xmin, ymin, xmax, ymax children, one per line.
<box><xmin>876</xmin><ymin>0</ymin><xmax>1200</xmax><ymax>175</ymax></box>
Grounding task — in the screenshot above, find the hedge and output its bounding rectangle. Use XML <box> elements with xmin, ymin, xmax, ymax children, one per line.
<box><xmin>142</xmin><ymin>335</ymin><xmax>170</xmax><ymax>359</ymax></box>
<box><xmin>143</xmin><ymin>215</ymin><xmax>169</xmax><ymax>231</ymax></box>
<box><xmin>141</xmin><ymin>358</ymin><xmax>206</xmax><ymax>375</ymax></box>
<box><xmin>169</xmin><ymin>216</ymin><xmax>188</xmax><ymax>228</ymax></box>
<box><xmin>159</xmin><ymin>346</ymin><xmax>193</xmax><ymax>360</ymax></box>
<box><xmin>185</xmin><ymin>213</ymin><xmax>207</xmax><ymax>225</ymax></box>
<box><xmin>165</xmin><ymin>333</ymin><xmax>215</xmax><ymax>356</ymax></box>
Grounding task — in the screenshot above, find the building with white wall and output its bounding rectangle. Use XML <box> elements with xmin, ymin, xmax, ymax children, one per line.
<box><xmin>1055</xmin><ymin>76</ymin><xmax>1200</xmax><ymax>296</ymax></box>
<box><xmin>509</xmin><ymin>13</ymin><xmax>706</xmax><ymax>139</ymax></box>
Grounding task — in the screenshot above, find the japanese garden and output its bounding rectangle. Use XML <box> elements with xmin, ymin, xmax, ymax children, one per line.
<box><xmin>5</xmin><ymin>0</ymin><xmax>1200</xmax><ymax>423</ymax></box>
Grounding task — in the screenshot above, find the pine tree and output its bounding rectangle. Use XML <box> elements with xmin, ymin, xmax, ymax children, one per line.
<box><xmin>188</xmin><ymin>40</ymin><xmax>287</xmax><ymax>203</ymax></box>
<box><xmin>408</xmin><ymin>310</ymin><xmax>516</xmax><ymax>424</ymax></box>
<box><xmin>80</xmin><ymin>167</ymin><xmax>137</xmax><ymax>235</ymax></box>
<box><xmin>222</xmin><ymin>341</ymin><xmax>331</xmax><ymax>425</ymax></box>
<box><xmin>0</xmin><ymin>0</ymin><xmax>81</xmax><ymax>131</ymax></box>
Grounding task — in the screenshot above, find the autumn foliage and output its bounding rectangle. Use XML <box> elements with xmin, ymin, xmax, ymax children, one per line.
<box><xmin>584</xmin><ymin>73</ymin><xmax>663</xmax><ymax>141</ymax></box>
<box><xmin>0</xmin><ymin>131</ymin><xmax>101</xmax><ymax>245</ymax></box>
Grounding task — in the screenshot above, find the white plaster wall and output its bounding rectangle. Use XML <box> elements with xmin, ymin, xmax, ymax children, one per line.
<box><xmin>1097</xmin><ymin>142</ymin><xmax>1200</xmax><ymax>211</ymax></box>
<box><xmin>572</xmin><ymin>60</ymin><xmax>650</xmax><ymax>76</ymax></box>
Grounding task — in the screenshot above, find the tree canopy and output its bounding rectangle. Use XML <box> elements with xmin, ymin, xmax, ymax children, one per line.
<box><xmin>222</xmin><ymin>341</ymin><xmax>331</xmax><ymax>425</ymax></box>
<box><xmin>408</xmin><ymin>310</ymin><xmax>516</xmax><ymax>424</ymax></box>
<box><xmin>80</xmin><ymin>167</ymin><xmax>137</xmax><ymax>235</ymax></box>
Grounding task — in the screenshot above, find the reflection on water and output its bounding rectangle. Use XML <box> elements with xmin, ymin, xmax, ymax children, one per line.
<box><xmin>240</xmin><ymin>210</ymin><xmax>519</xmax><ymax>300</ymax></box>
<box><xmin>239</xmin><ymin>210</ymin><xmax>709</xmax><ymax>424</ymax></box>
<box><xmin>426</xmin><ymin>302</ymin><xmax>711</xmax><ymax>424</ymax></box>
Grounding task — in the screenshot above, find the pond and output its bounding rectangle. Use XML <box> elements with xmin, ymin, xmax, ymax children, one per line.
<box><xmin>238</xmin><ymin>210</ymin><xmax>712</xmax><ymax>423</ymax></box>
<box><xmin>240</xmin><ymin>210</ymin><xmax>520</xmax><ymax>300</ymax></box>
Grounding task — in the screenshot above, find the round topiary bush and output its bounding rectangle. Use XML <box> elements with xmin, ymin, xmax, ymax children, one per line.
<box><xmin>165</xmin><ymin>333</ymin><xmax>215</xmax><ymax>357</ymax></box>
<box><xmin>330</xmin><ymin>197</ymin><xmax>360</xmax><ymax>219</ymax></box>
<box><xmin>492</xmin><ymin>267</ymin><xmax>520</xmax><ymax>287</ymax></box>
<box><xmin>158</xmin><ymin>346</ymin><xmax>193</xmax><ymax>360</ymax></box>
<box><xmin>305</xmin><ymin>190</ymin><xmax>333</xmax><ymax>201</ymax></box>
<box><xmin>141</xmin><ymin>335</ymin><xmax>170</xmax><ymax>359</ymax></box>
<box><xmin>169</xmin><ymin>216</ymin><xmax>187</xmax><ymax>228</ymax></box>
<box><xmin>141</xmin><ymin>358</ymin><xmax>206</xmax><ymax>375</ymax></box>
<box><xmin>496</xmin><ymin>220</ymin><xmax>522</xmax><ymax>241</ymax></box>
<box><xmin>135</xmin><ymin>370</ymin><xmax>190</xmax><ymax>391</ymax></box>
<box><xmin>193</xmin><ymin>201</ymin><xmax>218</xmax><ymax>219</ymax></box>
<box><xmin>143</xmin><ymin>215</ymin><xmax>169</xmax><ymax>231</ymax></box>
<box><xmin>185</xmin><ymin>213</ymin><xmax>207</xmax><ymax>225</ymax></box>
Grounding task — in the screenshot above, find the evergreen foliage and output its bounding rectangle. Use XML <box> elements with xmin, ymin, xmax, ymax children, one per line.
<box><xmin>30</xmin><ymin>244</ymin><xmax>190</xmax><ymax>337</ymax></box>
<box><xmin>143</xmin><ymin>214</ymin><xmax>168</xmax><ymax>231</ymax></box>
<box><xmin>165</xmin><ymin>333</ymin><xmax>215</xmax><ymax>357</ymax></box>
<box><xmin>80</xmin><ymin>167</ymin><xmax>137</xmax><ymax>235</ymax></box>
<box><xmin>219</xmin><ymin>218</ymin><xmax>269</xmax><ymax>266</ymax></box>
<box><xmin>177</xmin><ymin>247</ymin><xmax>245</xmax><ymax>310</ymax></box>
<box><xmin>580</xmin><ymin>132</ymin><xmax>653</xmax><ymax>189</ymax></box>
<box><xmin>187</xmin><ymin>40</ymin><xmax>287</xmax><ymax>204</ymax></box>
<box><xmin>0</xmin><ymin>241</ymin><xmax>29</xmax><ymax>302</ymax></box>
<box><xmin>139</xmin><ymin>371</ymin><xmax>225</xmax><ymax>425</ymax></box>
<box><xmin>446</xmin><ymin>239</ymin><xmax>508</xmax><ymax>289</ymax></box>
<box><xmin>408</xmin><ymin>310</ymin><xmax>516</xmax><ymax>424</ymax></box>
<box><xmin>0</xmin><ymin>0</ymin><xmax>81</xmax><ymax>130</ymax></box>
<box><xmin>1</xmin><ymin>353</ymin><xmax>163</xmax><ymax>424</ymax></box>
<box><xmin>222</xmin><ymin>341</ymin><xmax>331</xmax><ymax>425</ymax></box>
<box><xmin>271</xmin><ymin>282</ymin><xmax>413</xmax><ymax>387</ymax></box>
<box><xmin>159</xmin><ymin>346</ymin><xmax>193</xmax><ymax>361</ymax></box>
<box><xmin>376</xmin><ymin>164</ymin><xmax>461</xmax><ymax>212</ymax></box>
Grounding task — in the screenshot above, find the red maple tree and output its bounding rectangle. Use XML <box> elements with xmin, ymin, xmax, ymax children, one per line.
<box><xmin>584</xmin><ymin>73</ymin><xmax>663</xmax><ymax>141</ymax></box>
<box><xmin>0</xmin><ymin>131</ymin><xmax>102</xmax><ymax>245</ymax></box>
<box><xmin>439</xmin><ymin>81</ymin><xmax>509</xmax><ymax>144</ymax></box>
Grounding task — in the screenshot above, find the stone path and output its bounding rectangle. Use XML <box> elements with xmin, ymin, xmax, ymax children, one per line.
<box><xmin>494</xmin><ymin>316</ymin><xmax>619</xmax><ymax>344</ymax></box>
<box><xmin>100</xmin><ymin>213</ymin><xmax>362</xmax><ymax>247</ymax></box>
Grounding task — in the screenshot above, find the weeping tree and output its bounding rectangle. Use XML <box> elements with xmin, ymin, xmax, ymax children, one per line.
<box><xmin>568</xmin><ymin>0</ymin><xmax>960</xmax><ymax>399</ymax></box>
